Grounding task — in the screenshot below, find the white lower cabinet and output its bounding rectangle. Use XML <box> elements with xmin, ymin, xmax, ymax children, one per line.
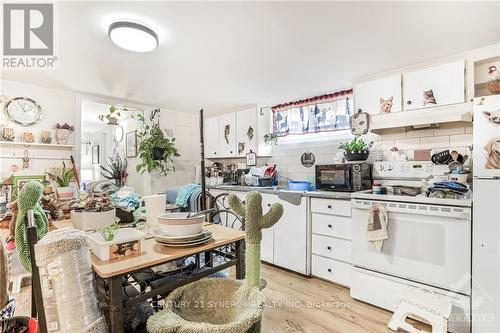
<box><xmin>262</xmin><ymin>193</ymin><xmax>307</xmax><ymax>274</ymax></box>
<box><xmin>311</xmin><ymin>198</ymin><xmax>352</xmax><ymax>287</ymax></box>
<box><xmin>312</xmin><ymin>255</ymin><xmax>352</xmax><ymax>287</ymax></box>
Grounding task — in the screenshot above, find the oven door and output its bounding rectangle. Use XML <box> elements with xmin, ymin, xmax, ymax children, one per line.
<box><xmin>315</xmin><ymin>165</ymin><xmax>351</xmax><ymax>191</ymax></box>
<box><xmin>351</xmin><ymin>198</ymin><xmax>471</xmax><ymax>294</ymax></box>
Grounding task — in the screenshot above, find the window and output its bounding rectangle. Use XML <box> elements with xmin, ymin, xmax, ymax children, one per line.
<box><xmin>272</xmin><ymin>89</ymin><xmax>353</xmax><ymax>137</ymax></box>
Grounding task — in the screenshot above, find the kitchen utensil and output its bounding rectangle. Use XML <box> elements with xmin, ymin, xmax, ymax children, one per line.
<box><xmin>431</xmin><ymin>150</ymin><xmax>452</xmax><ymax>165</ymax></box>
<box><xmin>186</xmin><ymin>208</ymin><xmax>216</xmax><ymax>218</ymax></box>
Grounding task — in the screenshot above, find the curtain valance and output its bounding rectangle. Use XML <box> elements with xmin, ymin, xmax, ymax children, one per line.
<box><xmin>271</xmin><ymin>89</ymin><xmax>353</xmax><ymax>137</ymax></box>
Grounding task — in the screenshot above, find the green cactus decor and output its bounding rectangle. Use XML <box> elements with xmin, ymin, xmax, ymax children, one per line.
<box><xmin>228</xmin><ymin>191</ymin><xmax>283</xmax><ymax>288</ymax></box>
<box><xmin>15</xmin><ymin>181</ymin><xmax>48</xmax><ymax>271</ymax></box>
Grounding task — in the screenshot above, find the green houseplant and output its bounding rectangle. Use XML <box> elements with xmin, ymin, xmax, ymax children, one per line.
<box><xmin>46</xmin><ymin>163</ymin><xmax>75</xmax><ymax>199</ymax></box>
<box><xmin>134</xmin><ymin>113</ymin><xmax>180</xmax><ymax>176</ymax></box>
<box><xmin>339</xmin><ymin>136</ymin><xmax>373</xmax><ymax>161</ymax></box>
<box><xmin>263</xmin><ymin>133</ymin><xmax>278</xmax><ymax>146</ymax></box>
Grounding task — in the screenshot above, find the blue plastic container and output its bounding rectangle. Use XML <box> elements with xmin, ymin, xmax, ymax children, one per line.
<box><xmin>287</xmin><ymin>181</ymin><xmax>311</xmax><ymax>192</ymax></box>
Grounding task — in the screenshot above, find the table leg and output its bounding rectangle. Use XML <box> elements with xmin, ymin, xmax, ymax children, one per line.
<box><xmin>235</xmin><ymin>240</ymin><xmax>246</xmax><ymax>280</ymax></box>
<box><xmin>108</xmin><ymin>276</ymin><xmax>124</xmax><ymax>333</ymax></box>
<box><xmin>204</xmin><ymin>250</ymin><xmax>213</xmax><ymax>267</ymax></box>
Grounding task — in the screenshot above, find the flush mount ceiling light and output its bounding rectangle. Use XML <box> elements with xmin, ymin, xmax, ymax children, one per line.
<box><xmin>108</xmin><ymin>21</ymin><xmax>159</xmax><ymax>52</ymax></box>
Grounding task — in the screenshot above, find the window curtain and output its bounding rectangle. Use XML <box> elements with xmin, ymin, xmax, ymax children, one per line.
<box><xmin>272</xmin><ymin>89</ymin><xmax>353</xmax><ymax>137</ymax></box>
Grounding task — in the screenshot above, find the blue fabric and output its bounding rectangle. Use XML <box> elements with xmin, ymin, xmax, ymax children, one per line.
<box><xmin>165</xmin><ymin>186</ymin><xmax>181</xmax><ymax>204</ymax></box>
<box><xmin>175</xmin><ymin>184</ymin><xmax>201</xmax><ymax>208</ymax></box>
<box><xmin>189</xmin><ymin>187</ymin><xmax>203</xmax><ymax>212</ymax></box>
<box><xmin>112</xmin><ymin>191</ymin><xmax>139</xmax><ymax>211</ymax></box>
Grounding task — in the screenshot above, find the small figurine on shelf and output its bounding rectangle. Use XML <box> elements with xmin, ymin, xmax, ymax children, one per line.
<box><xmin>1</xmin><ymin>128</ymin><xmax>14</xmax><ymax>142</ymax></box>
<box><xmin>488</xmin><ymin>65</ymin><xmax>500</xmax><ymax>94</ymax></box>
<box><xmin>54</xmin><ymin>123</ymin><xmax>74</xmax><ymax>144</ymax></box>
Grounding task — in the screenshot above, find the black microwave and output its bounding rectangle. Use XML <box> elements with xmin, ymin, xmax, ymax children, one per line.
<box><xmin>315</xmin><ymin>163</ymin><xmax>372</xmax><ymax>192</ymax></box>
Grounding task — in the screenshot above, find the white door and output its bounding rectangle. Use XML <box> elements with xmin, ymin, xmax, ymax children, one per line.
<box><xmin>264</xmin><ymin>193</ymin><xmax>307</xmax><ymax>274</ymax></box>
<box><xmin>355</xmin><ymin>75</ymin><xmax>402</xmax><ymax>114</ymax></box>
<box><xmin>473</xmin><ymin>95</ymin><xmax>500</xmax><ymax>178</ymax></box>
<box><xmin>351</xmin><ymin>199</ymin><xmax>471</xmax><ymax>294</ymax></box>
<box><xmin>257</xmin><ymin>107</ymin><xmax>273</xmax><ymax>157</ymax></box>
<box><xmin>403</xmin><ymin>60</ymin><xmax>465</xmax><ymax>111</ymax></box>
<box><xmin>236</xmin><ymin>108</ymin><xmax>257</xmax><ymax>158</ymax></box>
<box><xmin>204</xmin><ymin>116</ymin><xmax>219</xmax><ymax>158</ymax></box>
<box><xmin>218</xmin><ymin>113</ymin><xmax>236</xmax><ymax>157</ymax></box>
<box><xmin>473</xmin><ymin>179</ymin><xmax>500</xmax><ymax>333</ymax></box>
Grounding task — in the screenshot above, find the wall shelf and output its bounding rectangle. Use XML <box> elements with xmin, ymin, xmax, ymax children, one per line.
<box><xmin>0</xmin><ymin>141</ymin><xmax>75</xmax><ymax>149</ymax></box>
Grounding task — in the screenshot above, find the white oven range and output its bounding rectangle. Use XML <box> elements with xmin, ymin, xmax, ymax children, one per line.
<box><xmin>350</xmin><ymin>162</ymin><xmax>472</xmax><ymax>333</ymax></box>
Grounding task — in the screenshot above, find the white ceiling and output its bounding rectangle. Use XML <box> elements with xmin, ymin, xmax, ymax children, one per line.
<box><xmin>2</xmin><ymin>1</ymin><xmax>499</xmax><ymax>114</ymax></box>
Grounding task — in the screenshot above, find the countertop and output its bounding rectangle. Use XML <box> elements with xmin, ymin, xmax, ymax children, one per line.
<box><xmin>206</xmin><ymin>184</ymin><xmax>353</xmax><ymax>200</ymax></box>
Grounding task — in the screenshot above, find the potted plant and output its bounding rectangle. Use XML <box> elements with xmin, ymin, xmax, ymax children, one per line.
<box><xmin>339</xmin><ymin>136</ymin><xmax>373</xmax><ymax>161</ymax></box>
<box><xmin>263</xmin><ymin>133</ymin><xmax>278</xmax><ymax>146</ymax></box>
<box><xmin>134</xmin><ymin>113</ymin><xmax>180</xmax><ymax>176</ymax></box>
<box><xmin>70</xmin><ymin>193</ymin><xmax>116</xmax><ymax>231</ymax></box>
<box><xmin>46</xmin><ymin>162</ymin><xmax>75</xmax><ymax>199</ymax></box>
<box><xmin>100</xmin><ymin>153</ymin><xmax>128</xmax><ymax>187</ymax></box>
<box><xmin>99</xmin><ymin>105</ymin><xmax>121</xmax><ymax>125</ymax></box>
<box><xmin>54</xmin><ymin>123</ymin><xmax>74</xmax><ymax>144</ymax></box>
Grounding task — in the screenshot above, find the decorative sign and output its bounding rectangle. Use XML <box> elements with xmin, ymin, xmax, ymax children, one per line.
<box><xmin>246</xmin><ymin>150</ymin><xmax>257</xmax><ymax>166</ymax></box>
<box><xmin>350</xmin><ymin>111</ymin><xmax>369</xmax><ymax>136</ymax></box>
<box><xmin>301</xmin><ymin>151</ymin><xmax>315</xmax><ymax>168</ymax></box>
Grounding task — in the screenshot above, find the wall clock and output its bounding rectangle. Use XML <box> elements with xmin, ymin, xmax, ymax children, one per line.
<box><xmin>4</xmin><ymin>97</ymin><xmax>43</xmax><ymax>126</ymax></box>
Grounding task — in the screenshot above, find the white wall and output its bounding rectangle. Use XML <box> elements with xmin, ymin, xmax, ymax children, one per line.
<box><xmin>0</xmin><ymin>80</ymin><xmax>78</xmax><ymax>178</ymax></box>
<box><xmin>1</xmin><ymin>80</ymin><xmax>200</xmax><ymax>196</ymax></box>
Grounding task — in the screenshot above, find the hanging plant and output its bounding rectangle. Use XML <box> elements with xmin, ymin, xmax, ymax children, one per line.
<box><xmin>263</xmin><ymin>133</ymin><xmax>278</xmax><ymax>146</ymax></box>
<box><xmin>134</xmin><ymin>113</ymin><xmax>180</xmax><ymax>176</ymax></box>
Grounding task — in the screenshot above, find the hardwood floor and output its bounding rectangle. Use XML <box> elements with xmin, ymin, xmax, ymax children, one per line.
<box><xmin>259</xmin><ymin>264</ymin><xmax>430</xmax><ymax>333</ymax></box>
<box><xmin>8</xmin><ymin>252</ymin><xmax>430</xmax><ymax>332</ymax></box>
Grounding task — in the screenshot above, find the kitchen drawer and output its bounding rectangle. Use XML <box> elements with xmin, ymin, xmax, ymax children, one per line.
<box><xmin>312</xmin><ymin>213</ymin><xmax>351</xmax><ymax>240</ymax></box>
<box><xmin>312</xmin><ymin>234</ymin><xmax>351</xmax><ymax>263</ymax></box>
<box><xmin>312</xmin><ymin>255</ymin><xmax>351</xmax><ymax>287</ymax></box>
<box><xmin>311</xmin><ymin>198</ymin><xmax>351</xmax><ymax>217</ymax></box>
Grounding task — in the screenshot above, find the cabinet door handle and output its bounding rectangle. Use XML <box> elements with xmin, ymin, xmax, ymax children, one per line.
<box><xmin>327</xmin><ymin>268</ymin><xmax>332</xmax><ymax>273</ymax></box>
<box><xmin>407</xmin><ymin>100</ymin><xmax>412</xmax><ymax>105</ymax></box>
<box><xmin>327</xmin><ymin>246</ymin><xmax>332</xmax><ymax>250</ymax></box>
<box><xmin>357</xmin><ymin>108</ymin><xmax>362</xmax><ymax>112</ymax></box>
<box><xmin>230</xmin><ymin>151</ymin><xmax>233</xmax><ymax>154</ymax></box>
<box><xmin>267</xmin><ymin>204</ymin><xmax>271</xmax><ymax>207</ymax></box>
<box><xmin>242</xmin><ymin>200</ymin><xmax>246</xmax><ymax>204</ymax></box>
<box><xmin>328</xmin><ymin>224</ymin><xmax>333</xmax><ymax>228</ymax></box>
<box><xmin>214</xmin><ymin>152</ymin><xmax>217</xmax><ymax>155</ymax></box>
<box><xmin>327</xmin><ymin>205</ymin><xmax>332</xmax><ymax>209</ymax></box>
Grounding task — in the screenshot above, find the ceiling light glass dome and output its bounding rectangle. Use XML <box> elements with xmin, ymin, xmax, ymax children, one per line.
<box><xmin>108</xmin><ymin>21</ymin><xmax>159</xmax><ymax>53</ymax></box>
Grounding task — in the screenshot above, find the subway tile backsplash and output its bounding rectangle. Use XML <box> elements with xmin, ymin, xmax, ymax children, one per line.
<box><xmin>207</xmin><ymin>124</ymin><xmax>473</xmax><ymax>183</ymax></box>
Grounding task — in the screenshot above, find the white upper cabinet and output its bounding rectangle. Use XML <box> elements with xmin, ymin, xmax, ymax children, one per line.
<box><xmin>403</xmin><ymin>60</ymin><xmax>465</xmax><ymax>111</ymax></box>
<box><xmin>257</xmin><ymin>107</ymin><xmax>273</xmax><ymax>157</ymax></box>
<box><xmin>235</xmin><ymin>108</ymin><xmax>257</xmax><ymax>158</ymax></box>
<box><xmin>218</xmin><ymin>112</ymin><xmax>237</xmax><ymax>157</ymax></box>
<box><xmin>355</xmin><ymin>75</ymin><xmax>402</xmax><ymax>114</ymax></box>
<box><xmin>204</xmin><ymin>116</ymin><xmax>219</xmax><ymax>158</ymax></box>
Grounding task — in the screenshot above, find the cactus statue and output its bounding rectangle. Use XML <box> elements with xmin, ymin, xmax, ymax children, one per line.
<box><xmin>15</xmin><ymin>181</ymin><xmax>48</xmax><ymax>271</ymax></box>
<box><xmin>228</xmin><ymin>191</ymin><xmax>283</xmax><ymax>289</ymax></box>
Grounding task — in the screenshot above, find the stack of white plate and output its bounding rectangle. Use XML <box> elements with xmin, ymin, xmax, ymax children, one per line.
<box><xmin>152</xmin><ymin>228</ymin><xmax>213</xmax><ymax>247</ymax></box>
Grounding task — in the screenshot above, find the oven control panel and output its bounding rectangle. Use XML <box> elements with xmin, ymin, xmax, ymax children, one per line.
<box><xmin>373</xmin><ymin>161</ymin><xmax>438</xmax><ymax>179</ymax></box>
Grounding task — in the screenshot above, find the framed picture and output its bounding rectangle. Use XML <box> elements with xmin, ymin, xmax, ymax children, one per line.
<box><xmin>92</xmin><ymin>145</ymin><xmax>100</xmax><ymax>164</ymax></box>
<box><xmin>126</xmin><ymin>130</ymin><xmax>137</xmax><ymax>158</ymax></box>
<box><xmin>11</xmin><ymin>175</ymin><xmax>46</xmax><ymax>199</ymax></box>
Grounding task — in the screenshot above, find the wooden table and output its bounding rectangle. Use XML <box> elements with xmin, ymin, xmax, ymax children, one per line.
<box><xmin>94</xmin><ymin>223</ymin><xmax>245</xmax><ymax>333</ymax></box>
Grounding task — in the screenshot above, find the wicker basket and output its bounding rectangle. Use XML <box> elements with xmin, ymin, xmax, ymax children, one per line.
<box><xmin>488</xmin><ymin>79</ymin><xmax>500</xmax><ymax>94</ymax></box>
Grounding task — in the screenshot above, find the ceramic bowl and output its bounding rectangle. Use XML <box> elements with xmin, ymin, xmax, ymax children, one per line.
<box><xmin>157</xmin><ymin>212</ymin><xmax>204</xmax><ymax>236</ymax></box>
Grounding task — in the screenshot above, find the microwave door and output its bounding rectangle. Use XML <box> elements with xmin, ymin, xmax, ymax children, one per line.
<box><xmin>320</xmin><ymin>168</ymin><xmax>348</xmax><ymax>191</ymax></box>
<box><xmin>474</xmin><ymin>95</ymin><xmax>500</xmax><ymax>178</ymax></box>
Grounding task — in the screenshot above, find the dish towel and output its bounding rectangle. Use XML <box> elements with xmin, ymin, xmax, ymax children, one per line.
<box><xmin>367</xmin><ymin>203</ymin><xmax>388</xmax><ymax>253</ymax></box>
<box><xmin>175</xmin><ymin>184</ymin><xmax>201</xmax><ymax>208</ymax></box>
